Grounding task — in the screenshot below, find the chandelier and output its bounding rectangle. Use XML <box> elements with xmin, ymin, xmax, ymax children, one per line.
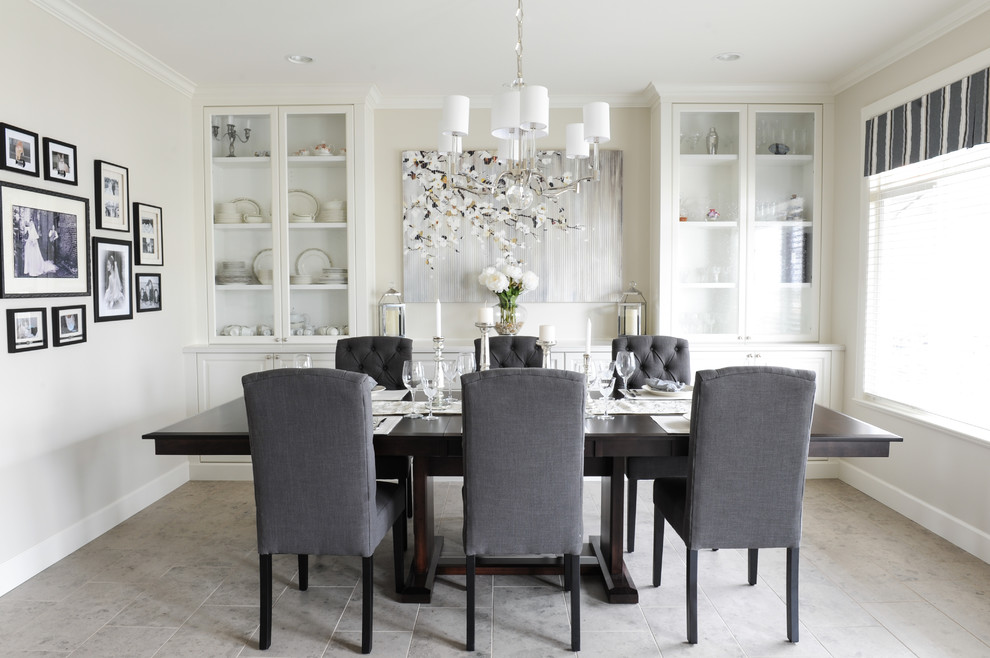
<box><xmin>437</xmin><ymin>0</ymin><xmax>611</xmax><ymax>215</ymax></box>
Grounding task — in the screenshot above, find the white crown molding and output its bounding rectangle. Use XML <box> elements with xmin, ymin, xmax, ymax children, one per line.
<box><xmin>191</xmin><ymin>83</ymin><xmax>379</xmax><ymax>106</ymax></box>
<box><xmin>648</xmin><ymin>82</ymin><xmax>834</xmax><ymax>104</ymax></box>
<box><xmin>830</xmin><ymin>0</ymin><xmax>990</xmax><ymax>94</ymax></box>
<box><xmin>31</xmin><ymin>0</ymin><xmax>196</xmax><ymax>97</ymax></box>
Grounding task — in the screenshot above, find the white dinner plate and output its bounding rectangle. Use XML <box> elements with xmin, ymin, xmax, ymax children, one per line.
<box><xmin>252</xmin><ymin>248</ymin><xmax>273</xmax><ymax>280</ymax></box>
<box><xmin>288</xmin><ymin>189</ymin><xmax>319</xmax><ymax>217</ymax></box>
<box><xmin>638</xmin><ymin>384</ymin><xmax>693</xmax><ymax>398</ymax></box>
<box><xmin>296</xmin><ymin>248</ymin><xmax>332</xmax><ymax>275</ymax></box>
<box><xmin>371</xmin><ymin>385</ymin><xmax>385</xmax><ymax>392</ymax></box>
<box><xmin>231</xmin><ymin>197</ymin><xmax>261</xmax><ymax>217</ymax></box>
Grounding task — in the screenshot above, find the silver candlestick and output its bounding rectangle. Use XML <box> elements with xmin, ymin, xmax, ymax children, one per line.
<box><xmin>433</xmin><ymin>335</ymin><xmax>448</xmax><ymax>408</ymax></box>
<box><xmin>212</xmin><ymin>122</ymin><xmax>251</xmax><ymax>157</ymax></box>
<box><xmin>475</xmin><ymin>322</ymin><xmax>495</xmax><ymax>370</ymax></box>
<box><xmin>537</xmin><ymin>339</ymin><xmax>557</xmax><ymax>368</ymax></box>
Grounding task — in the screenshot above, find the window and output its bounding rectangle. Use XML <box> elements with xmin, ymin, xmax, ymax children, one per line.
<box><xmin>864</xmin><ymin>143</ymin><xmax>990</xmax><ymax>433</ymax></box>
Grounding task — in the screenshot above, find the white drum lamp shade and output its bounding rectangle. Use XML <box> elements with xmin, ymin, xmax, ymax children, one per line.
<box><xmin>566</xmin><ymin>123</ymin><xmax>589</xmax><ymax>159</ymax></box>
<box><xmin>583</xmin><ymin>102</ymin><xmax>611</xmax><ymax>143</ymax></box>
<box><xmin>441</xmin><ymin>95</ymin><xmax>471</xmax><ymax>136</ymax></box>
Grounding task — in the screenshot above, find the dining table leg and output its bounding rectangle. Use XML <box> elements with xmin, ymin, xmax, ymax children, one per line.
<box><xmin>591</xmin><ymin>456</ymin><xmax>638</xmax><ymax>603</ymax></box>
<box><xmin>400</xmin><ymin>456</ymin><xmax>443</xmax><ymax>603</ymax></box>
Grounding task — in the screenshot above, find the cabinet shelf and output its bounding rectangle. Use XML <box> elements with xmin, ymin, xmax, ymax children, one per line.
<box><xmin>213</xmin><ymin>222</ymin><xmax>272</xmax><ymax>229</ymax></box>
<box><xmin>287</xmin><ymin>155</ymin><xmax>346</xmax><ymax>167</ymax></box>
<box><xmin>291</xmin><ymin>284</ymin><xmax>348</xmax><ymax>290</ymax></box>
<box><xmin>755</xmin><ymin>154</ymin><xmax>813</xmax><ymax>165</ymax></box>
<box><xmin>288</xmin><ymin>222</ymin><xmax>347</xmax><ymax>230</ymax></box>
<box><xmin>677</xmin><ymin>220</ymin><xmax>739</xmax><ymax>228</ymax></box>
<box><xmin>212</xmin><ymin>156</ymin><xmax>271</xmax><ymax>168</ymax></box>
<box><xmin>216</xmin><ymin>283</ymin><xmax>270</xmax><ymax>290</ymax></box>
<box><xmin>681</xmin><ymin>154</ymin><xmax>738</xmax><ymax>166</ymax></box>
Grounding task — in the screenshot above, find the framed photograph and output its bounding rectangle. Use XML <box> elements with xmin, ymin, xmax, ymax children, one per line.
<box><xmin>136</xmin><ymin>272</ymin><xmax>162</xmax><ymax>312</ymax></box>
<box><xmin>6</xmin><ymin>307</ymin><xmax>47</xmax><ymax>353</ymax></box>
<box><xmin>42</xmin><ymin>138</ymin><xmax>78</xmax><ymax>185</ymax></box>
<box><xmin>1</xmin><ymin>123</ymin><xmax>40</xmax><ymax>177</ymax></box>
<box><xmin>92</xmin><ymin>237</ymin><xmax>132</xmax><ymax>321</ymax></box>
<box><xmin>133</xmin><ymin>202</ymin><xmax>163</xmax><ymax>265</ymax></box>
<box><xmin>94</xmin><ymin>160</ymin><xmax>129</xmax><ymax>232</ymax></box>
<box><xmin>52</xmin><ymin>304</ymin><xmax>86</xmax><ymax>346</ymax></box>
<box><xmin>1</xmin><ymin>181</ymin><xmax>90</xmax><ymax>298</ymax></box>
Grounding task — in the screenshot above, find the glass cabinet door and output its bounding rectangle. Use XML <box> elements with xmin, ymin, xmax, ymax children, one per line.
<box><xmin>747</xmin><ymin>107</ymin><xmax>819</xmax><ymax>340</ymax></box>
<box><xmin>671</xmin><ymin>106</ymin><xmax>746</xmax><ymax>339</ymax></box>
<box><xmin>208</xmin><ymin>109</ymin><xmax>279</xmax><ymax>341</ymax></box>
<box><xmin>280</xmin><ymin>108</ymin><xmax>351</xmax><ymax>339</ymax></box>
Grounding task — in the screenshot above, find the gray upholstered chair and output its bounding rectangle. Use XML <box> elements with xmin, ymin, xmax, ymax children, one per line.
<box><xmin>335</xmin><ymin>335</ymin><xmax>414</xmax><ymax>518</ymax></box>
<box><xmin>473</xmin><ymin>335</ymin><xmax>543</xmax><ymax>369</ymax></box>
<box><xmin>335</xmin><ymin>336</ymin><xmax>413</xmax><ymax>389</ymax></box>
<box><xmin>611</xmin><ymin>335</ymin><xmax>691</xmax><ymax>552</ymax></box>
<box><xmin>242</xmin><ymin>368</ymin><xmax>406</xmax><ymax>654</ymax></box>
<box><xmin>652</xmin><ymin>366</ymin><xmax>816</xmax><ymax>644</ymax></box>
<box><xmin>461</xmin><ymin>368</ymin><xmax>584</xmax><ymax>652</ymax></box>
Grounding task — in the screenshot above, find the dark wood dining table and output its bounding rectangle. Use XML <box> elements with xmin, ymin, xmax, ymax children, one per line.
<box><xmin>143</xmin><ymin>398</ymin><xmax>901</xmax><ymax>604</ymax></box>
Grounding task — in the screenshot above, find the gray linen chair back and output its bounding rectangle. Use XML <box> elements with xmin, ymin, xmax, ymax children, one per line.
<box><xmin>242</xmin><ymin>368</ymin><xmax>381</xmax><ymax>557</ymax></box>
<box><xmin>473</xmin><ymin>335</ymin><xmax>543</xmax><ymax>369</ymax></box>
<box><xmin>461</xmin><ymin>368</ymin><xmax>584</xmax><ymax>556</ymax></box>
<box><xmin>335</xmin><ymin>336</ymin><xmax>413</xmax><ymax>389</ymax></box>
<box><xmin>612</xmin><ymin>335</ymin><xmax>691</xmax><ymax>390</ymax></box>
<box><xmin>684</xmin><ymin>366</ymin><xmax>816</xmax><ymax>549</ymax></box>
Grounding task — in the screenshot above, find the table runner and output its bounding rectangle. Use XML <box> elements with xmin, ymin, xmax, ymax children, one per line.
<box><xmin>371</xmin><ymin>396</ymin><xmax>692</xmax><ymax>417</ymax></box>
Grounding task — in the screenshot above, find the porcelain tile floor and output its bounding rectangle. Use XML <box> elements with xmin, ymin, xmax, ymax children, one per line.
<box><xmin>2</xmin><ymin>478</ymin><xmax>989</xmax><ymax>656</ymax></box>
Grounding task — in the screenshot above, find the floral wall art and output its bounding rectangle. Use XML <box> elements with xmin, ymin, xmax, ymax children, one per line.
<box><xmin>401</xmin><ymin>149</ymin><xmax>622</xmax><ymax>303</ymax></box>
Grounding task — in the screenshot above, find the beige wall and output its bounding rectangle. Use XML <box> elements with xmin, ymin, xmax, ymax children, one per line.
<box><xmin>832</xmin><ymin>12</ymin><xmax>990</xmax><ymax>560</ymax></box>
<box><xmin>372</xmin><ymin>106</ymin><xmax>652</xmax><ymax>342</ymax></box>
<box><xmin>0</xmin><ymin>0</ymin><xmax>195</xmax><ymax>593</ymax></box>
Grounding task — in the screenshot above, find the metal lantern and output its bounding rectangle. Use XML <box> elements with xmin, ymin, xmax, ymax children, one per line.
<box><xmin>378</xmin><ymin>286</ymin><xmax>406</xmax><ymax>337</ymax></box>
<box><xmin>617</xmin><ymin>281</ymin><xmax>646</xmax><ymax>336</ymax></box>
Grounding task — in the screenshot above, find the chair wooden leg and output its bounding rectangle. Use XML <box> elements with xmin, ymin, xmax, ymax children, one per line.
<box><xmin>748</xmin><ymin>548</ymin><xmax>758</xmax><ymax>585</ymax></box>
<box><xmin>627</xmin><ymin>478</ymin><xmax>638</xmax><ymax>552</ymax></box>
<box><xmin>362</xmin><ymin>556</ymin><xmax>373</xmax><ymax>654</ymax></box>
<box><xmin>392</xmin><ymin>512</ymin><xmax>406</xmax><ymax>594</ymax></box>
<box><xmin>686</xmin><ymin>549</ymin><xmax>698</xmax><ymax>644</ymax></box>
<box><xmin>564</xmin><ymin>552</ymin><xmax>572</xmax><ymax>592</ymax></box>
<box><xmin>259</xmin><ymin>554</ymin><xmax>272</xmax><ymax>650</ymax></box>
<box><xmin>570</xmin><ymin>553</ymin><xmax>581</xmax><ymax>652</ymax></box>
<box><xmin>652</xmin><ymin>505</ymin><xmax>665</xmax><ymax>587</ymax></box>
<box><xmin>405</xmin><ymin>459</ymin><xmax>413</xmax><ymax>520</ymax></box>
<box><xmin>786</xmin><ymin>547</ymin><xmax>799</xmax><ymax>643</ymax></box>
<box><xmin>466</xmin><ymin>555</ymin><xmax>476</xmax><ymax>652</ymax></box>
<box><xmin>298</xmin><ymin>554</ymin><xmax>308</xmax><ymax>591</ymax></box>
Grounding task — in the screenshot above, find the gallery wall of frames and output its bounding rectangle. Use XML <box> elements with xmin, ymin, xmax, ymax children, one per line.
<box><xmin>1</xmin><ymin>121</ymin><xmax>164</xmax><ymax>354</ymax></box>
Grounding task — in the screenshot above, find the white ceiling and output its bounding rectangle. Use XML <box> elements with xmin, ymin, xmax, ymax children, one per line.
<box><xmin>45</xmin><ymin>0</ymin><xmax>990</xmax><ymax>102</ymax></box>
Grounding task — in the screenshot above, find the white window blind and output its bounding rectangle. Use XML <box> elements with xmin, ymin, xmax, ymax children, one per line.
<box><xmin>865</xmin><ymin>143</ymin><xmax>990</xmax><ymax>433</ymax></box>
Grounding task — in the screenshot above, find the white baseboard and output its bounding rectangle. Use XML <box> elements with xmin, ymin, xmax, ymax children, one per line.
<box><xmin>838</xmin><ymin>460</ymin><xmax>990</xmax><ymax>564</ymax></box>
<box><xmin>0</xmin><ymin>464</ymin><xmax>189</xmax><ymax>597</ymax></box>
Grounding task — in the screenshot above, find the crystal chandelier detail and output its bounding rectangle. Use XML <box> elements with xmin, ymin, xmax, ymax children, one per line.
<box><xmin>437</xmin><ymin>0</ymin><xmax>611</xmax><ymax>216</ymax></box>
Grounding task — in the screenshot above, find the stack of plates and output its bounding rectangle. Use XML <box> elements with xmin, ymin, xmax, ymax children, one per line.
<box><xmin>215</xmin><ymin>260</ymin><xmax>254</xmax><ymax>284</ymax></box>
<box><xmin>215</xmin><ymin>202</ymin><xmax>242</xmax><ymax>224</ymax></box>
<box><xmin>316</xmin><ymin>208</ymin><xmax>345</xmax><ymax>222</ymax></box>
<box><xmin>289</xmin><ymin>274</ymin><xmax>313</xmax><ymax>285</ymax></box>
<box><xmin>316</xmin><ymin>267</ymin><xmax>348</xmax><ymax>284</ymax></box>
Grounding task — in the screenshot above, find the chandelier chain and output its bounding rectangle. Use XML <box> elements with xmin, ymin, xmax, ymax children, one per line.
<box><xmin>514</xmin><ymin>0</ymin><xmax>524</xmax><ymax>87</ymax></box>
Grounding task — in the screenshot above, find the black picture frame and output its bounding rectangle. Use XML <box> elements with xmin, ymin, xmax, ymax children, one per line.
<box><xmin>94</xmin><ymin>160</ymin><xmax>129</xmax><ymax>232</ymax></box>
<box><xmin>0</xmin><ymin>181</ymin><xmax>91</xmax><ymax>298</ymax></box>
<box><xmin>0</xmin><ymin>123</ymin><xmax>40</xmax><ymax>177</ymax></box>
<box><xmin>42</xmin><ymin>137</ymin><xmax>78</xmax><ymax>185</ymax></box>
<box><xmin>92</xmin><ymin>237</ymin><xmax>132</xmax><ymax>321</ymax></box>
<box><xmin>133</xmin><ymin>202</ymin><xmax>163</xmax><ymax>266</ymax></box>
<box><xmin>51</xmin><ymin>304</ymin><xmax>86</xmax><ymax>346</ymax></box>
<box><xmin>6</xmin><ymin>307</ymin><xmax>47</xmax><ymax>352</ymax></box>
<box><xmin>135</xmin><ymin>272</ymin><xmax>161</xmax><ymax>312</ymax></box>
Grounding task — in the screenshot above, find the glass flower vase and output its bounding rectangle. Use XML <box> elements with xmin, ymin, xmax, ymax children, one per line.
<box><xmin>494</xmin><ymin>301</ymin><xmax>526</xmax><ymax>335</ymax></box>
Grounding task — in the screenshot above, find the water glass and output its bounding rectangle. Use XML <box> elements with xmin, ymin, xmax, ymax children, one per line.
<box><xmin>597</xmin><ymin>361</ymin><xmax>616</xmax><ymax>420</ymax></box>
<box><xmin>615</xmin><ymin>351</ymin><xmax>637</xmax><ymax>395</ymax></box>
<box><xmin>401</xmin><ymin>361</ymin><xmax>424</xmax><ymax>418</ymax></box>
<box><xmin>420</xmin><ymin>375</ymin><xmax>440</xmax><ymax>421</ymax></box>
<box><xmin>293</xmin><ymin>353</ymin><xmax>312</xmax><ymax>368</ymax></box>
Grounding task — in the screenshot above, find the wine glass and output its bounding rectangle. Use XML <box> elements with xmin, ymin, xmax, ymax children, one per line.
<box><xmin>401</xmin><ymin>361</ymin><xmax>424</xmax><ymax>419</ymax></box>
<box><xmin>615</xmin><ymin>351</ymin><xmax>637</xmax><ymax>397</ymax></box>
<box><xmin>293</xmin><ymin>353</ymin><xmax>312</xmax><ymax>368</ymax></box>
<box><xmin>597</xmin><ymin>361</ymin><xmax>616</xmax><ymax>420</ymax></box>
<box><xmin>435</xmin><ymin>359</ymin><xmax>455</xmax><ymax>407</ymax></box>
<box><xmin>456</xmin><ymin>352</ymin><xmax>476</xmax><ymax>383</ymax></box>
<box><xmin>420</xmin><ymin>374</ymin><xmax>440</xmax><ymax>421</ymax></box>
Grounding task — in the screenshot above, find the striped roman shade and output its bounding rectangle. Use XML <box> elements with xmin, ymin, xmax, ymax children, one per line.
<box><xmin>864</xmin><ymin>67</ymin><xmax>989</xmax><ymax>176</ymax></box>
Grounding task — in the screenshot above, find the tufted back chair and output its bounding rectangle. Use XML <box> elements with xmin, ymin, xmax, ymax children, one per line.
<box><xmin>611</xmin><ymin>335</ymin><xmax>691</xmax><ymax>391</ymax></box>
<box><xmin>473</xmin><ymin>335</ymin><xmax>543</xmax><ymax>369</ymax></box>
<box><xmin>335</xmin><ymin>336</ymin><xmax>413</xmax><ymax>390</ymax></box>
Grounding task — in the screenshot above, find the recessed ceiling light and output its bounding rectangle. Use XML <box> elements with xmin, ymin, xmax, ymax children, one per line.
<box><xmin>286</xmin><ymin>55</ymin><xmax>313</xmax><ymax>64</ymax></box>
<box><xmin>714</xmin><ymin>52</ymin><xmax>742</xmax><ymax>62</ymax></box>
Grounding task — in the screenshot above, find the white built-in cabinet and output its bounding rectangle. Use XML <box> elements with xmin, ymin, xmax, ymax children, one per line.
<box><xmin>206</xmin><ymin>105</ymin><xmax>356</xmax><ymax>345</ymax></box>
<box><xmin>659</xmin><ymin>103</ymin><xmax>823</xmax><ymax>343</ymax></box>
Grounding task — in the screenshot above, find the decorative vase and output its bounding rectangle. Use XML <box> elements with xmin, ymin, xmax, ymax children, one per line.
<box><xmin>494</xmin><ymin>301</ymin><xmax>526</xmax><ymax>335</ymax></box>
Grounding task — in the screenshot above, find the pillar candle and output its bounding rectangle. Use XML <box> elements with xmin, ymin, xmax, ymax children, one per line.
<box><xmin>539</xmin><ymin>325</ymin><xmax>556</xmax><ymax>342</ymax></box>
<box><xmin>477</xmin><ymin>306</ymin><xmax>494</xmax><ymax>324</ymax></box>
<box><xmin>586</xmin><ymin>318</ymin><xmax>592</xmax><ymax>354</ymax></box>
<box><xmin>435</xmin><ymin>299</ymin><xmax>442</xmax><ymax>337</ymax></box>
